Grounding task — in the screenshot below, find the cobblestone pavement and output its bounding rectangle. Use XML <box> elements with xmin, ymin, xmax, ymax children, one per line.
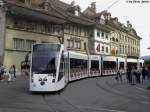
<box><xmin>0</xmin><ymin>75</ymin><xmax>150</xmax><ymax>112</ymax></box>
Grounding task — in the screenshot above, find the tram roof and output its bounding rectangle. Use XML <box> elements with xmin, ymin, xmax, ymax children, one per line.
<box><xmin>69</xmin><ymin>51</ymin><xmax>88</xmax><ymax>59</ymax></box>
<box><xmin>127</xmin><ymin>58</ymin><xmax>138</xmax><ymax>62</ymax></box>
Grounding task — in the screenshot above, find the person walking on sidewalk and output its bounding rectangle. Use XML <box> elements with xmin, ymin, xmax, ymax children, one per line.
<box><xmin>131</xmin><ymin>66</ymin><xmax>136</xmax><ymax>85</ymax></box>
<box><xmin>147</xmin><ymin>66</ymin><xmax>150</xmax><ymax>90</ymax></box>
<box><xmin>0</xmin><ymin>64</ymin><xmax>2</xmax><ymax>81</ymax></box>
<box><xmin>137</xmin><ymin>68</ymin><xmax>141</xmax><ymax>84</ymax></box>
<box><xmin>116</xmin><ymin>68</ymin><xmax>122</xmax><ymax>83</ymax></box>
<box><xmin>127</xmin><ymin>68</ymin><xmax>132</xmax><ymax>83</ymax></box>
<box><xmin>0</xmin><ymin>64</ymin><xmax>4</xmax><ymax>81</ymax></box>
<box><xmin>13</xmin><ymin>65</ymin><xmax>16</xmax><ymax>78</ymax></box>
<box><xmin>8</xmin><ymin>65</ymin><xmax>16</xmax><ymax>82</ymax></box>
<box><xmin>141</xmin><ymin>67</ymin><xmax>147</xmax><ymax>83</ymax></box>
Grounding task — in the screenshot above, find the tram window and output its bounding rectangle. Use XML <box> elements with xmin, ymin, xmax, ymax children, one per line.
<box><xmin>32</xmin><ymin>44</ymin><xmax>60</xmax><ymax>74</ymax></box>
<box><xmin>91</xmin><ymin>60</ymin><xmax>99</xmax><ymax>70</ymax></box>
<box><xmin>119</xmin><ymin>62</ymin><xmax>124</xmax><ymax>69</ymax></box>
<box><xmin>103</xmin><ymin>61</ymin><xmax>116</xmax><ymax>69</ymax></box>
<box><xmin>70</xmin><ymin>58</ymin><xmax>87</xmax><ymax>69</ymax></box>
<box><xmin>127</xmin><ymin>62</ymin><xmax>137</xmax><ymax>69</ymax></box>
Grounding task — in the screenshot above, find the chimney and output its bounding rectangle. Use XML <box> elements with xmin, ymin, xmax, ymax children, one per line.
<box><xmin>70</xmin><ymin>1</ymin><xmax>75</xmax><ymax>7</ymax></box>
<box><xmin>91</xmin><ymin>2</ymin><xmax>96</xmax><ymax>13</ymax></box>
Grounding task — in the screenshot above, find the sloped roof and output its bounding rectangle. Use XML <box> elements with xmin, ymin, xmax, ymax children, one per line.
<box><xmin>4</xmin><ymin>0</ymin><xmax>94</xmax><ymax>26</ymax></box>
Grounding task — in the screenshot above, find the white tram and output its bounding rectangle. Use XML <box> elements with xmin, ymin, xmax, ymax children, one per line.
<box><xmin>29</xmin><ymin>43</ymin><xmax>144</xmax><ymax>92</ymax></box>
<box><xmin>30</xmin><ymin>43</ymin><xmax>67</xmax><ymax>92</ymax></box>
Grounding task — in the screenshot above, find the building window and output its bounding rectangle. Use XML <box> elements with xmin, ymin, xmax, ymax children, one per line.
<box><xmin>106</xmin><ymin>34</ymin><xmax>108</xmax><ymax>40</ymax></box>
<box><xmin>13</xmin><ymin>38</ymin><xmax>24</xmax><ymax>50</ymax></box>
<box><xmin>26</xmin><ymin>40</ymin><xmax>36</xmax><ymax>50</ymax></box>
<box><xmin>68</xmin><ymin>39</ymin><xmax>74</xmax><ymax>48</ymax></box>
<box><xmin>112</xmin><ymin>37</ymin><xmax>115</xmax><ymax>41</ymax></box>
<box><xmin>13</xmin><ymin>38</ymin><xmax>36</xmax><ymax>50</ymax></box>
<box><xmin>76</xmin><ymin>41</ymin><xmax>81</xmax><ymax>49</ymax></box>
<box><xmin>101</xmin><ymin>32</ymin><xmax>104</xmax><ymax>38</ymax></box>
<box><xmin>102</xmin><ymin>46</ymin><xmax>104</xmax><ymax>52</ymax></box>
<box><xmin>119</xmin><ymin>45</ymin><xmax>121</xmax><ymax>54</ymax></box>
<box><xmin>84</xmin><ymin>42</ymin><xmax>86</xmax><ymax>50</ymax></box>
<box><xmin>106</xmin><ymin>47</ymin><xmax>108</xmax><ymax>53</ymax></box>
<box><xmin>97</xmin><ymin>31</ymin><xmax>100</xmax><ymax>37</ymax></box>
<box><xmin>116</xmin><ymin>38</ymin><xmax>118</xmax><ymax>42</ymax></box>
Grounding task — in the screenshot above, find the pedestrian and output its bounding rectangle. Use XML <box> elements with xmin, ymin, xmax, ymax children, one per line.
<box><xmin>116</xmin><ymin>68</ymin><xmax>122</xmax><ymax>83</ymax></box>
<box><xmin>0</xmin><ymin>64</ymin><xmax>2</xmax><ymax>81</ymax></box>
<box><xmin>137</xmin><ymin>68</ymin><xmax>141</xmax><ymax>84</ymax></box>
<box><xmin>13</xmin><ymin>65</ymin><xmax>16</xmax><ymax>78</ymax></box>
<box><xmin>126</xmin><ymin>68</ymin><xmax>132</xmax><ymax>83</ymax></box>
<box><xmin>141</xmin><ymin>67</ymin><xmax>147</xmax><ymax>83</ymax></box>
<box><xmin>146</xmin><ymin>66</ymin><xmax>150</xmax><ymax>78</ymax></box>
<box><xmin>146</xmin><ymin>66</ymin><xmax>150</xmax><ymax>90</ymax></box>
<box><xmin>131</xmin><ymin>66</ymin><xmax>136</xmax><ymax>85</ymax></box>
<box><xmin>8</xmin><ymin>65</ymin><xmax>16</xmax><ymax>82</ymax></box>
<box><xmin>0</xmin><ymin>64</ymin><xmax>4</xmax><ymax>81</ymax></box>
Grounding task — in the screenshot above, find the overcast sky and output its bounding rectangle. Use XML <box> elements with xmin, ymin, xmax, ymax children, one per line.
<box><xmin>61</xmin><ymin>0</ymin><xmax>150</xmax><ymax>57</ymax></box>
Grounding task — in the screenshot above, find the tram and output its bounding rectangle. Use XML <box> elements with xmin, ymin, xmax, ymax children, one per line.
<box><xmin>29</xmin><ymin>43</ymin><xmax>144</xmax><ymax>92</ymax></box>
<box><xmin>30</xmin><ymin>43</ymin><xmax>67</xmax><ymax>91</ymax></box>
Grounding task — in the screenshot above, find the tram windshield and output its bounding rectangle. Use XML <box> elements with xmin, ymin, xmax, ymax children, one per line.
<box><xmin>31</xmin><ymin>44</ymin><xmax>61</xmax><ymax>74</ymax></box>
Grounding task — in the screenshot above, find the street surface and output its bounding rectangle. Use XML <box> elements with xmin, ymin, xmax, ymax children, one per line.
<box><xmin>0</xmin><ymin>75</ymin><xmax>150</xmax><ymax>112</ymax></box>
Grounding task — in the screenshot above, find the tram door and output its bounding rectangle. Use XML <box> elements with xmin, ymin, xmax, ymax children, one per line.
<box><xmin>63</xmin><ymin>54</ymin><xmax>69</xmax><ymax>83</ymax></box>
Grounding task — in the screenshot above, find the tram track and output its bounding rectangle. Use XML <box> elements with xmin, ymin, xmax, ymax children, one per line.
<box><xmin>96</xmin><ymin>79</ymin><xmax>149</xmax><ymax>103</ymax></box>
<box><xmin>42</xmin><ymin>92</ymin><xmax>85</xmax><ymax>112</ymax></box>
<box><xmin>42</xmin><ymin>94</ymin><xmax>59</xmax><ymax>112</ymax></box>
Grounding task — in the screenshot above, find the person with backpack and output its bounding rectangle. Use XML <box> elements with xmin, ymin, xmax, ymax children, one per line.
<box><xmin>116</xmin><ymin>68</ymin><xmax>122</xmax><ymax>83</ymax></box>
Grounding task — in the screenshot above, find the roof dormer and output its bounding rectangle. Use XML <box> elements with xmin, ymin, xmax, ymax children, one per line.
<box><xmin>74</xmin><ymin>5</ymin><xmax>81</xmax><ymax>16</ymax></box>
<box><xmin>68</xmin><ymin>1</ymin><xmax>81</xmax><ymax>16</ymax></box>
<box><xmin>43</xmin><ymin>0</ymin><xmax>51</xmax><ymax>11</ymax></box>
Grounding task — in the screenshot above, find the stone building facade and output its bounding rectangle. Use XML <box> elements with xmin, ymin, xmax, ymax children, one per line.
<box><xmin>83</xmin><ymin>3</ymin><xmax>112</xmax><ymax>56</ymax></box>
<box><xmin>83</xmin><ymin>3</ymin><xmax>141</xmax><ymax>58</ymax></box>
<box><xmin>0</xmin><ymin>0</ymin><xmax>93</xmax><ymax>73</ymax></box>
<box><xmin>0</xmin><ymin>0</ymin><xmax>141</xmax><ymax>73</ymax></box>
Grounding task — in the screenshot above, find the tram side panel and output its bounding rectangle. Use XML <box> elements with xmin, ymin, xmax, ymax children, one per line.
<box><xmin>89</xmin><ymin>55</ymin><xmax>101</xmax><ymax>77</ymax></box>
<box><xmin>68</xmin><ymin>52</ymin><xmax>88</xmax><ymax>81</ymax></box>
<box><xmin>102</xmin><ymin>56</ymin><xmax>117</xmax><ymax>76</ymax></box>
<box><xmin>117</xmin><ymin>57</ymin><xmax>126</xmax><ymax>74</ymax></box>
<box><xmin>127</xmin><ymin>58</ymin><xmax>138</xmax><ymax>70</ymax></box>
